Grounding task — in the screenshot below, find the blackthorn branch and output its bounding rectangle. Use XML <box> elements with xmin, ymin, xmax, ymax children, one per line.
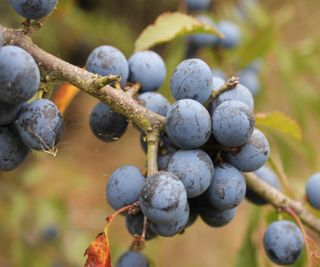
<box><xmin>245</xmin><ymin>172</ymin><xmax>320</xmax><ymax>233</ymax></box>
<box><xmin>0</xmin><ymin>25</ymin><xmax>165</xmax><ymax>133</ymax></box>
<box><xmin>1</xmin><ymin>23</ymin><xmax>320</xmax><ymax>237</ymax></box>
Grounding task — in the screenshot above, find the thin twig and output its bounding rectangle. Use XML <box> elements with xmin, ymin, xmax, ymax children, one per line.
<box><xmin>245</xmin><ymin>173</ymin><xmax>320</xmax><ymax>234</ymax></box>
<box><xmin>141</xmin><ymin>216</ymin><xmax>149</xmax><ymax>240</ymax></box>
<box><xmin>146</xmin><ymin>130</ymin><xmax>160</xmax><ymax>177</ymax></box>
<box><xmin>2</xmin><ymin>23</ymin><xmax>320</xmax><ymax>237</ymax></box>
<box><xmin>204</xmin><ymin>76</ymin><xmax>240</xmax><ymax>107</ymax></box>
<box><xmin>269</xmin><ymin>156</ymin><xmax>296</xmax><ymax>198</ymax></box>
<box><xmin>282</xmin><ymin>206</ymin><xmax>314</xmax><ymax>267</ymax></box>
<box><xmin>21</xmin><ymin>11</ymin><xmax>53</xmax><ymax>36</ymax></box>
<box><xmin>125</xmin><ymin>83</ymin><xmax>141</xmax><ymax>98</ymax></box>
<box><xmin>1</xmin><ymin>26</ymin><xmax>165</xmax><ymax>133</ymax></box>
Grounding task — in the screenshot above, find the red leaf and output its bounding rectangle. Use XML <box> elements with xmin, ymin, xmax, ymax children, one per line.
<box><xmin>84</xmin><ymin>232</ymin><xmax>111</xmax><ymax>267</ymax></box>
<box><xmin>83</xmin><ymin>204</ymin><xmax>136</xmax><ymax>267</ymax></box>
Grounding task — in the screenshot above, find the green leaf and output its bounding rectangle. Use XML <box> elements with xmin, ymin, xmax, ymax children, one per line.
<box><xmin>255</xmin><ymin>112</ymin><xmax>302</xmax><ymax>141</ymax></box>
<box><xmin>134</xmin><ymin>12</ymin><xmax>222</xmax><ymax>52</ymax></box>
<box><xmin>235</xmin><ymin>207</ymin><xmax>261</xmax><ymax>267</ymax></box>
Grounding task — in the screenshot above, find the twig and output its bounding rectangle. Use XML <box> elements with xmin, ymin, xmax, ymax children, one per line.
<box><xmin>21</xmin><ymin>7</ymin><xmax>55</xmax><ymax>36</ymax></box>
<box><xmin>204</xmin><ymin>76</ymin><xmax>240</xmax><ymax>107</ymax></box>
<box><xmin>1</xmin><ymin>26</ymin><xmax>165</xmax><ymax>133</ymax></box>
<box><xmin>146</xmin><ymin>130</ymin><xmax>160</xmax><ymax>177</ymax></box>
<box><xmin>269</xmin><ymin>156</ymin><xmax>296</xmax><ymax>198</ymax></box>
<box><xmin>125</xmin><ymin>83</ymin><xmax>141</xmax><ymax>98</ymax></box>
<box><xmin>244</xmin><ymin>172</ymin><xmax>320</xmax><ymax>234</ymax></box>
<box><xmin>141</xmin><ymin>216</ymin><xmax>149</xmax><ymax>240</ymax></box>
<box><xmin>2</xmin><ymin>23</ymin><xmax>320</xmax><ymax>237</ymax></box>
<box><xmin>282</xmin><ymin>206</ymin><xmax>314</xmax><ymax>267</ymax></box>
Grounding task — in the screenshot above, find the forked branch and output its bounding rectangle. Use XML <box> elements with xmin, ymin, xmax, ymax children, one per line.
<box><xmin>1</xmin><ymin>24</ymin><xmax>320</xmax><ymax>234</ymax></box>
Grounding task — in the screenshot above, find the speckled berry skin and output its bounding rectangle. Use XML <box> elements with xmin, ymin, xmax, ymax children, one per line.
<box><xmin>205</xmin><ymin>163</ymin><xmax>246</xmax><ymax>210</ymax></box>
<box><xmin>166</xmin><ymin>99</ymin><xmax>211</xmax><ymax>149</ymax></box>
<box><xmin>139</xmin><ymin>171</ymin><xmax>187</xmax><ymax>224</ymax></box>
<box><xmin>128</xmin><ymin>51</ymin><xmax>166</xmax><ymax>92</ymax></box>
<box><xmin>211</xmin><ymin>83</ymin><xmax>254</xmax><ymax>111</ymax></box>
<box><xmin>15</xmin><ymin>99</ymin><xmax>64</xmax><ymax>151</ymax></box>
<box><xmin>187</xmin><ymin>0</ymin><xmax>211</xmax><ymax>11</ymax></box>
<box><xmin>217</xmin><ymin>20</ymin><xmax>241</xmax><ymax>49</ymax></box>
<box><xmin>150</xmin><ymin>203</ymin><xmax>189</xmax><ymax>237</ymax></box>
<box><xmin>168</xmin><ymin>149</ymin><xmax>214</xmax><ymax>198</ymax></box>
<box><xmin>138</xmin><ymin>92</ymin><xmax>170</xmax><ymax>116</ymax></box>
<box><xmin>246</xmin><ymin>165</ymin><xmax>280</xmax><ymax>205</ymax></box>
<box><xmin>126</xmin><ymin>212</ymin><xmax>157</xmax><ymax>240</ymax></box>
<box><xmin>306</xmin><ymin>172</ymin><xmax>320</xmax><ymax>209</ymax></box>
<box><xmin>188</xmin><ymin>16</ymin><xmax>219</xmax><ymax>47</ymax></box>
<box><xmin>263</xmin><ymin>220</ymin><xmax>304</xmax><ymax>265</ymax></box>
<box><xmin>171</xmin><ymin>59</ymin><xmax>213</xmax><ymax>104</ymax></box>
<box><xmin>106</xmin><ymin>165</ymin><xmax>145</xmax><ymax>211</ymax></box>
<box><xmin>239</xmin><ymin>70</ymin><xmax>261</xmax><ymax>95</ymax></box>
<box><xmin>227</xmin><ymin>128</ymin><xmax>270</xmax><ymax>172</ymax></box>
<box><xmin>0</xmin><ymin>46</ymin><xmax>40</xmax><ymax>104</ymax></box>
<box><xmin>86</xmin><ymin>45</ymin><xmax>128</xmax><ymax>86</ymax></box>
<box><xmin>0</xmin><ymin>101</ymin><xmax>25</xmax><ymax>126</ymax></box>
<box><xmin>89</xmin><ymin>102</ymin><xmax>128</xmax><ymax>142</ymax></box>
<box><xmin>9</xmin><ymin>0</ymin><xmax>57</xmax><ymax>20</ymax></box>
<box><xmin>0</xmin><ymin>126</ymin><xmax>29</xmax><ymax>171</ymax></box>
<box><xmin>116</xmin><ymin>251</ymin><xmax>149</xmax><ymax>267</ymax></box>
<box><xmin>212</xmin><ymin>100</ymin><xmax>254</xmax><ymax>148</ymax></box>
<box><xmin>198</xmin><ymin>197</ymin><xmax>236</xmax><ymax>227</ymax></box>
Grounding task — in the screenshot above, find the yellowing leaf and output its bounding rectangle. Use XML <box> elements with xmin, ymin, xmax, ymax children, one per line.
<box><xmin>255</xmin><ymin>112</ymin><xmax>302</xmax><ymax>141</ymax></box>
<box><xmin>134</xmin><ymin>12</ymin><xmax>222</xmax><ymax>52</ymax></box>
<box><xmin>53</xmin><ymin>83</ymin><xmax>80</xmax><ymax>115</ymax></box>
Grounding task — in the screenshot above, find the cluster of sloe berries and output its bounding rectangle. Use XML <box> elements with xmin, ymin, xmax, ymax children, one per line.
<box><xmin>84</xmin><ymin>29</ymin><xmax>305</xmax><ymax>267</ymax></box>
<box><xmin>0</xmin><ymin>0</ymin><xmax>63</xmax><ymax>172</ymax></box>
<box><xmin>1</xmin><ymin>1</ymin><xmax>315</xmax><ymax>266</ymax></box>
<box><xmin>186</xmin><ymin>0</ymin><xmax>262</xmax><ymax>96</ymax></box>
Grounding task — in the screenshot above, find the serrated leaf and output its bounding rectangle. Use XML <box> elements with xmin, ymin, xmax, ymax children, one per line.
<box><xmin>134</xmin><ymin>12</ymin><xmax>222</xmax><ymax>52</ymax></box>
<box><xmin>235</xmin><ymin>207</ymin><xmax>260</xmax><ymax>267</ymax></box>
<box><xmin>255</xmin><ymin>112</ymin><xmax>302</xmax><ymax>141</ymax></box>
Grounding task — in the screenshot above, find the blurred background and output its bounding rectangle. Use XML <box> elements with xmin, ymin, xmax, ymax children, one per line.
<box><xmin>1</xmin><ymin>0</ymin><xmax>320</xmax><ymax>266</ymax></box>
